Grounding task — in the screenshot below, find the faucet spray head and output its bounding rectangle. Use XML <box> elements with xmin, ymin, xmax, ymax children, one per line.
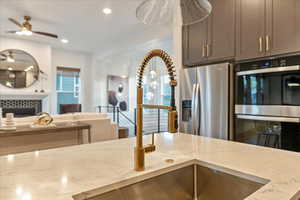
<box><xmin>137</xmin><ymin>49</ymin><xmax>176</xmax><ymax>88</ymax></box>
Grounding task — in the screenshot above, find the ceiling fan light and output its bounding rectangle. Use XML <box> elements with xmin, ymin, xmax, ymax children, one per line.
<box><xmin>15</xmin><ymin>28</ymin><xmax>32</xmax><ymax>36</ymax></box>
<box><xmin>16</xmin><ymin>31</ymin><xmax>23</xmax><ymax>35</ymax></box>
<box><xmin>23</xmin><ymin>30</ymin><xmax>32</xmax><ymax>36</ymax></box>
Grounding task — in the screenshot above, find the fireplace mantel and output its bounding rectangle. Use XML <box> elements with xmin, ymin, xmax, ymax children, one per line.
<box><xmin>0</xmin><ymin>91</ymin><xmax>50</xmax><ymax>100</ymax></box>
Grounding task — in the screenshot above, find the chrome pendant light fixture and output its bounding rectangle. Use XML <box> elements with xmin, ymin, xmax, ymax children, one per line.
<box><xmin>136</xmin><ymin>0</ymin><xmax>212</xmax><ymax>25</ymax></box>
<box><xmin>136</xmin><ymin>0</ymin><xmax>173</xmax><ymax>25</ymax></box>
<box><xmin>181</xmin><ymin>0</ymin><xmax>212</xmax><ymax>25</ymax></box>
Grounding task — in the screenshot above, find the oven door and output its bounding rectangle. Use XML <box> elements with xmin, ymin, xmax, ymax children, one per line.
<box><xmin>236</xmin><ymin>65</ymin><xmax>300</xmax><ymax>106</ymax></box>
<box><xmin>236</xmin><ymin>65</ymin><xmax>300</xmax><ymax>117</ymax></box>
<box><xmin>235</xmin><ymin>114</ymin><xmax>300</xmax><ymax>152</ymax></box>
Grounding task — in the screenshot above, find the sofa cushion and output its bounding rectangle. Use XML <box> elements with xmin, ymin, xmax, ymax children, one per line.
<box><xmin>52</xmin><ymin>114</ymin><xmax>74</xmax><ymax>122</ymax></box>
<box><xmin>14</xmin><ymin>116</ymin><xmax>37</xmax><ymax>123</ymax></box>
<box><xmin>76</xmin><ymin>113</ymin><xmax>107</xmax><ymax>119</ymax></box>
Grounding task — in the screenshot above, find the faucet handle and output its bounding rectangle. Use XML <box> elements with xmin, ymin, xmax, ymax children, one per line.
<box><xmin>144</xmin><ymin>133</ymin><xmax>156</xmax><ymax>153</ymax></box>
<box><xmin>168</xmin><ymin>110</ymin><xmax>178</xmax><ymax>133</ymax></box>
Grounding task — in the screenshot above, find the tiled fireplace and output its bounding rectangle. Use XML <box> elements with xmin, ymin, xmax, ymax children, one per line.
<box><xmin>0</xmin><ymin>100</ymin><xmax>42</xmax><ymax>117</ymax></box>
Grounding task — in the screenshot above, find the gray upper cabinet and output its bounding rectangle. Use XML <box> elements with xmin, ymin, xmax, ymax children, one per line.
<box><xmin>237</xmin><ymin>0</ymin><xmax>300</xmax><ymax>61</ymax></box>
<box><xmin>183</xmin><ymin>0</ymin><xmax>235</xmax><ymax>66</ymax></box>
<box><xmin>207</xmin><ymin>0</ymin><xmax>235</xmax><ymax>61</ymax></box>
<box><xmin>183</xmin><ymin>20</ymin><xmax>208</xmax><ymax>66</ymax></box>
<box><xmin>184</xmin><ymin>0</ymin><xmax>300</xmax><ymax>65</ymax></box>
<box><xmin>236</xmin><ymin>0</ymin><xmax>266</xmax><ymax>60</ymax></box>
<box><xmin>267</xmin><ymin>0</ymin><xmax>300</xmax><ymax>56</ymax></box>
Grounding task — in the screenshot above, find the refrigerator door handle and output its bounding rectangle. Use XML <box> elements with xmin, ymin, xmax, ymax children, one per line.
<box><xmin>192</xmin><ymin>84</ymin><xmax>201</xmax><ymax>135</ymax></box>
<box><xmin>197</xmin><ymin>83</ymin><xmax>201</xmax><ymax>135</ymax></box>
<box><xmin>195</xmin><ymin>83</ymin><xmax>201</xmax><ymax>135</ymax></box>
<box><xmin>191</xmin><ymin>83</ymin><xmax>197</xmax><ymax>134</ymax></box>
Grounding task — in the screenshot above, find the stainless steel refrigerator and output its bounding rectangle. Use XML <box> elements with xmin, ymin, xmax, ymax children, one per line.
<box><xmin>180</xmin><ymin>63</ymin><xmax>230</xmax><ymax>140</ymax></box>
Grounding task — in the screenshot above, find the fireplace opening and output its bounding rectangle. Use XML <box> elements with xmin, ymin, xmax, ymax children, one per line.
<box><xmin>2</xmin><ymin>108</ymin><xmax>36</xmax><ymax>118</ymax></box>
<box><xmin>0</xmin><ymin>100</ymin><xmax>42</xmax><ymax>118</ymax></box>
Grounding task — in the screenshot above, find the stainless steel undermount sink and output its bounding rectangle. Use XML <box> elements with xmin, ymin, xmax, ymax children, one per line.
<box><xmin>85</xmin><ymin>164</ymin><xmax>266</xmax><ymax>200</ymax></box>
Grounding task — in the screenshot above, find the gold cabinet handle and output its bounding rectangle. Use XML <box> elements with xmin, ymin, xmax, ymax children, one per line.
<box><xmin>202</xmin><ymin>44</ymin><xmax>206</xmax><ymax>57</ymax></box>
<box><xmin>266</xmin><ymin>35</ymin><xmax>270</xmax><ymax>52</ymax></box>
<box><xmin>206</xmin><ymin>44</ymin><xmax>210</xmax><ymax>57</ymax></box>
<box><xmin>259</xmin><ymin>37</ymin><xmax>263</xmax><ymax>52</ymax></box>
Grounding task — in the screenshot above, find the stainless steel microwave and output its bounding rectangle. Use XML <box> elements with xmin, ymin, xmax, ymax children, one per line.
<box><xmin>235</xmin><ymin>64</ymin><xmax>300</xmax><ymax>121</ymax></box>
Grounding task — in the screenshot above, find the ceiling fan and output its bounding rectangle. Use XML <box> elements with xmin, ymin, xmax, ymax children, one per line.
<box><xmin>6</xmin><ymin>16</ymin><xmax>58</xmax><ymax>39</ymax></box>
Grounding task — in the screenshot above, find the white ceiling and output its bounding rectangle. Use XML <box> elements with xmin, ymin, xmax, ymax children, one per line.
<box><xmin>0</xmin><ymin>0</ymin><xmax>172</xmax><ymax>55</ymax></box>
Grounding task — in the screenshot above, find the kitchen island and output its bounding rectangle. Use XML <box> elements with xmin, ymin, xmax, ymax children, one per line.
<box><xmin>0</xmin><ymin>123</ymin><xmax>91</xmax><ymax>156</ymax></box>
<box><xmin>1</xmin><ymin>133</ymin><xmax>300</xmax><ymax>200</ymax></box>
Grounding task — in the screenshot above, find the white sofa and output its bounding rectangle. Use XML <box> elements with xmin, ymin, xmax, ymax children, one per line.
<box><xmin>0</xmin><ymin>113</ymin><xmax>119</xmax><ymax>156</ymax></box>
<box><xmin>12</xmin><ymin>112</ymin><xmax>119</xmax><ymax>142</ymax></box>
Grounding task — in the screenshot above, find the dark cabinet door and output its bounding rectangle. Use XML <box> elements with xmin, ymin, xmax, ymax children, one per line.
<box><xmin>236</xmin><ymin>0</ymin><xmax>266</xmax><ymax>60</ymax></box>
<box><xmin>267</xmin><ymin>0</ymin><xmax>300</xmax><ymax>56</ymax></box>
<box><xmin>182</xmin><ymin>20</ymin><xmax>208</xmax><ymax>66</ymax></box>
<box><xmin>207</xmin><ymin>0</ymin><xmax>235</xmax><ymax>61</ymax></box>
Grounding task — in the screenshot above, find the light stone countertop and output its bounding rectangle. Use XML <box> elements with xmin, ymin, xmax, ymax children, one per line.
<box><xmin>1</xmin><ymin>133</ymin><xmax>300</xmax><ymax>200</ymax></box>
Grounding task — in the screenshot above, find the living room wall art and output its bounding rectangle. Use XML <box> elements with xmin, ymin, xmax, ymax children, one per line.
<box><xmin>107</xmin><ymin>75</ymin><xmax>129</xmax><ymax>111</ymax></box>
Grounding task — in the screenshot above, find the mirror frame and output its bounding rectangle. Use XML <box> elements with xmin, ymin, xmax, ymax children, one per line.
<box><xmin>0</xmin><ymin>49</ymin><xmax>40</xmax><ymax>89</ymax></box>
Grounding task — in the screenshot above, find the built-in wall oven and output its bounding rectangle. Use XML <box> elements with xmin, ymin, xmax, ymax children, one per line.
<box><xmin>235</xmin><ymin>56</ymin><xmax>300</xmax><ymax>152</ymax></box>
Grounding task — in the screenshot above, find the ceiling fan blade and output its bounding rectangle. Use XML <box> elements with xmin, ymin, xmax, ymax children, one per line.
<box><xmin>6</xmin><ymin>30</ymin><xmax>17</xmax><ymax>34</ymax></box>
<box><xmin>33</xmin><ymin>31</ymin><xmax>58</xmax><ymax>38</ymax></box>
<box><xmin>0</xmin><ymin>53</ymin><xmax>7</xmax><ymax>57</ymax></box>
<box><xmin>9</xmin><ymin>18</ymin><xmax>23</xmax><ymax>28</ymax></box>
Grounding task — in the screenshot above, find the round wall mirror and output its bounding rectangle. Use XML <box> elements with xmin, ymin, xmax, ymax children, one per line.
<box><xmin>0</xmin><ymin>49</ymin><xmax>39</xmax><ymax>88</ymax></box>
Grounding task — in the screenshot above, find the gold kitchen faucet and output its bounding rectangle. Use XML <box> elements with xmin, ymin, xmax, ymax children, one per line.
<box><xmin>135</xmin><ymin>49</ymin><xmax>178</xmax><ymax>171</ymax></box>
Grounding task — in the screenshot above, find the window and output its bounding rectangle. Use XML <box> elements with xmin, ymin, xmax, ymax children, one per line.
<box><xmin>143</xmin><ymin>76</ymin><xmax>152</xmax><ymax>105</ymax></box>
<box><xmin>161</xmin><ymin>75</ymin><xmax>171</xmax><ymax>106</ymax></box>
<box><xmin>56</xmin><ymin>67</ymin><xmax>80</xmax><ymax>113</ymax></box>
<box><xmin>142</xmin><ymin>74</ymin><xmax>171</xmax><ymax>105</ymax></box>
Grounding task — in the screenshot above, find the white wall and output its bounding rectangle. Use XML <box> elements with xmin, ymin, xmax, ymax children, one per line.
<box><xmin>0</xmin><ymin>37</ymin><xmax>52</xmax><ymax>112</ymax></box>
<box><xmin>0</xmin><ymin>36</ymin><xmax>93</xmax><ymax>114</ymax></box>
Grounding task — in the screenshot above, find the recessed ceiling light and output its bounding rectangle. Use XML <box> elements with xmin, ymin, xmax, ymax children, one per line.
<box><xmin>103</xmin><ymin>8</ymin><xmax>112</xmax><ymax>15</ymax></box>
<box><xmin>8</xmin><ymin>67</ymin><xmax>13</xmax><ymax>71</ymax></box>
<box><xmin>61</xmin><ymin>39</ymin><xmax>69</xmax><ymax>44</ymax></box>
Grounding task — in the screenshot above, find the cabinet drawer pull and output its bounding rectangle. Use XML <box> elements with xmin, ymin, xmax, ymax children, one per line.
<box><xmin>202</xmin><ymin>45</ymin><xmax>206</xmax><ymax>57</ymax></box>
<box><xmin>266</xmin><ymin>35</ymin><xmax>270</xmax><ymax>52</ymax></box>
<box><xmin>206</xmin><ymin>44</ymin><xmax>210</xmax><ymax>57</ymax></box>
<box><xmin>259</xmin><ymin>37</ymin><xmax>263</xmax><ymax>52</ymax></box>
